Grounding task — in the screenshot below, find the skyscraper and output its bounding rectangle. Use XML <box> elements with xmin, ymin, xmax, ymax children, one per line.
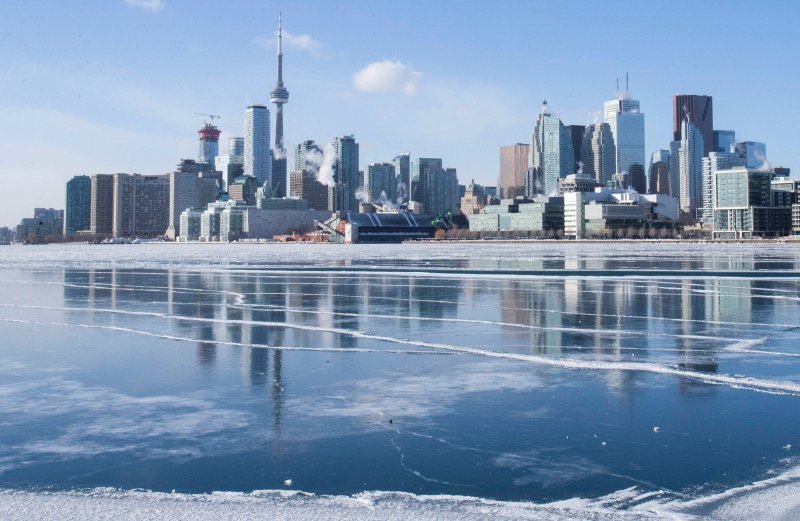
<box><xmin>270</xmin><ymin>15</ymin><xmax>290</xmax><ymax>198</ymax></box>
<box><xmin>198</xmin><ymin>123</ymin><xmax>221</xmax><ymax>166</ymax></box>
<box><xmin>733</xmin><ymin>141</ymin><xmax>768</xmax><ymax>169</ymax></box>
<box><xmin>499</xmin><ymin>143</ymin><xmax>529</xmax><ymax>199</ymax></box>
<box><xmin>90</xmin><ymin>174</ymin><xmax>115</xmax><ymax>236</ymax></box>
<box><xmin>649</xmin><ymin>150</ymin><xmax>671</xmax><ymax>195</ymax></box>
<box><xmin>393</xmin><ymin>152</ymin><xmax>410</xmax><ymax>202</ymax></box>
<box><xmin>112</xmin><ymin>174</ymin><xmax>170</xmax><ymax>238</ymax></box>
<box><xmin>565</xmin><ymin>125</ymin><xmax>586</xmax><ymax>173</ymax></box>
<box><xmin>244</xmin><ymin>104</ymin><xmax>272</xmax><ymax>187</ymax></box>
<box><xmin>411</xmin><ymin>158</ymin><xmax>458</xmax><ymax>215</ymax></box>
<box><xmin>64</xmin><ymin>175</ymin><xmax>91</xmax><ymax>237</ymax></box>
<box><xmin>679</xmin><ymin>118</ymin><xmax>704</xmax><ymax>218</ymax></box>
<box><xmin>218</xmin><ymin>136</ymin><xmax>245</xmax><ymax>189</ymax></box>
<box><xmin>668</xmin><ymin>141</ymin><xmax>681</xmax><ymax>200</ymax></box>
<box><xmin>367</xmin><ymin>163</ymin><xmax>396</xmax><ymax>203</ymax></box>
<box><xmin>580</xmin><ymin>123</ymin><xmax>615</xmax><ymax>185</ymax></box>
<box><xmin>166</xmin><ymin>160</ymin><xmax>221</xmax><ymax>239</ymax></box>
<box><xmin>333</xmin><ymin>135</ymin><xmax>359</xmax><ymax>211</ymax></box>
<box><xmin>603</xmin><ymin>97</ymin><xmax>645</xmax><ymax>175</ymax></box>
<box><xmin>713</xmin><ymin>130</ymin><xmax>736</xmax><ymax>154</ymax></box>
<box><xmin>528</xmin><ymin>100</ymin><xmax>574</xmax><ymax>196</ymax></box>
<box><xmin>673</xmin><ymin>95</ymin><xmax>713</xmax><ymax>157</ymax></box>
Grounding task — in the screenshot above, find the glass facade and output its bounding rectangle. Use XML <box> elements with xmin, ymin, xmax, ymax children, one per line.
<box><xmin>244</xmin><ymin>105</ymin><xmax>272</xmax><ymax>187</ymax></box>
<box><xmin>679</xmin><ymin>119</ymin><xmax>704</xmax><ymax>217</ymax></box>
<box><xmin>603</xmin><ymin>98</ymin><xmax>645</xmax><ymax>175</ymax></box>
<box><xmin>528</xmin><ymin>101</ymin><xmax>574</xmax><ymax>196</ymax></box>
<box><xmin>580</xmin><ymin>123</ymin><xmax>615</xmax><ymax>185</ymax></box>
<box><xmin>64</xmin><ymin>176</ymin><xmax>91</xmax><ymax>237</ymax></box>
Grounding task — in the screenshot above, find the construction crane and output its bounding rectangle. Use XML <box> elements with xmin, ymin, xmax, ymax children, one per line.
<box><xmin>195</xmin><ymin>112</ymin><xmax>221</xmax><ymax>125</ymax></box>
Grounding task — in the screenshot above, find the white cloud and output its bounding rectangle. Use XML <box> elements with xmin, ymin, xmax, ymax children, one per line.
<box><xmin>352</xmin><ymin>60</ymin><xmax>422</xmax><ymax>96</ymax></box>
<box><xmin>254</xmin><ymin>30</ymin><xmax>323</xmax><ymax>58</ymax></box>
<box><xmin>124</xmin><ymin>0</ymin><xmax>165</xmax><ymax>11</ymax></box>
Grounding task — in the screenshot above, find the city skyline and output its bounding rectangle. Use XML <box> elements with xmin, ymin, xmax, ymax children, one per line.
<box><xmin>1</xmin><ymin>0</ymin><xmax>798</xmax><ymax>225</ymax></box>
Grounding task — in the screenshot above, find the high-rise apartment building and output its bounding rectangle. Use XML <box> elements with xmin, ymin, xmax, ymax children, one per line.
<box><xmin>499</xmin><ymin>143</ymin><xmax>529</xmax><ymax>199</ymax></box>
<box><xmin>112</xmin><ymin>174</ymin><xmax>170</xmax><ymax>238</ymax></box>
<box><xmin>528</xmin><ymin>100</ymin><xmax>574</xmax><ymax>196</ymax></box>
<box><xmin>679</xmin><ymin>118</ymin><xmax>705</xmax><ymax>218</ymax></box>
<box><xmin>700</xmin><ymin>151</ymin><xmax>746</xmax><ymax>224</ymax></box>
<box><xmin>367</xmin><ymin>163</ymin><xmax>396</xmax><ymax>202</ymax></box>
<box><xmin>603</xmin><ymin>97</ymin><xmax>645</xmax><ymax>175</ymax></box>
<box><xmin>411</xmin><ymin>158</ymin><xmax>459</xmax><ymax>215</ymax></box>
<box><xmin>673</xmin><ymin>95</ymin><xmax>714</xmax><ymax>157</ymax></box>
<box><xmin>244</xmin><ymin>104</ymin><xmax>272</xmax><ymax>187</ymax></box>
<box><xmin>580</xmin><ymin>123</ymin><xmax>615</xmax><ymax>185</ymax></box>
<box><xmin>64</xmin><ymin>175</ymin><xmax>92</xmax><ymax>237</ymax></box>
<box><xmin>733</xmin><ymin>141</ymin><xmax>767</xmax><ymax>169</ymax></box>
<box><xmin>90</xmin><ymin>174</ymin><xmax>115</xmax><ymax>236</ymax></box>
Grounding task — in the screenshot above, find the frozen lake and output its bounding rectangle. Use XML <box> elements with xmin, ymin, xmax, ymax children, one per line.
<box><xmin>1</xmin><ymin>242</ymin><xmax>799</xmax><ymax>519</ymax></box>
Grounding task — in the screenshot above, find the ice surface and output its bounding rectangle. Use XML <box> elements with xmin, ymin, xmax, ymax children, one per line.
<box><xmin>3</xmin><ymin>462</ymin><xmax>800</xmax><ymax>521</ymax></box>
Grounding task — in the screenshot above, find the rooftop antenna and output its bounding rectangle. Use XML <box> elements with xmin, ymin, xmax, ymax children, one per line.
<box><xmin>616</xmin><ymin>77</ymin><xmax>619</xmax><ymax>98</ymax></box>
<box><xmin>626</xmin><ymin>72</ymin><xmax>629</xmax><ymax>94</ymax></box>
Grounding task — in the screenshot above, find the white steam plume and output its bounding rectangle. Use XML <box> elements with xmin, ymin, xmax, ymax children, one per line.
<box><xmin>355</xmin><ymin>187</ymin><xmax>369</xmax><ymax>203</ymax></box>
<box><xmin>305</xmin><ymin>144</ymin><xmax>338</xmax><ymax>187</ymax></box>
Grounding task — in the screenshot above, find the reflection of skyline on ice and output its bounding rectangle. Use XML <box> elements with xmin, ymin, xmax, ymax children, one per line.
<box><xmin>0</xmin><ymin>243</ymin><xmax>800</xmax><ymax>507</ymax></box>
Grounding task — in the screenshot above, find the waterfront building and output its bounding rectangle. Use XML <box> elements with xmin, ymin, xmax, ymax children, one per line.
<box><xmin>469</xmin><ymin>196</ymin><xmax>565</xmax><ymax>235</ymax></box>
<box><xmin>112</xmin><ymin>173</ymin><xmax>170</xmax><ymax>238</ymax></box>
<box><xmin>17</xmin><ymin>209</ymin><xmax>64</xmax><ymax>244</ymax></box>
<box><xmin>674</xmin><ymin>95</ymin><xmax>714</xmax><ymax>157</ymax></box>
<box><xmin>603</xmin><ymin>97</ymin><xmax>645</xmax><ymax>175</ymax></box>
<box><xmin>0</xmin><ymin>227</ymin><xmax>12</xmax><ymax>244</ymax></box>
<box><xmin>713</xmin><ymin>167</ymin><xmax>791</xmax><ymax>239</ymax></box>
<box><xmin>564</xmin><ymin>189</ymin><xmax>678</xmax><ymax>239</ymax></box>
<box><xmin>771</xmin><ymin>177</ymin><xmax>800</xmax><ymax>207</ymax></box>
<box><xmin>700</xmin><ymin>152</ymin><xmax>746</xmax><ymax>224</ymax></box>
<box><xmin>64</xmin><ymin>175</ymin><xmax>92</xmax><ymax>237</ymax></box>
<box><xmin>179</xmin><ymin>208</ymin><xmax>204</xmax><ymax>242</ymax></box>
<box><xmin>367</xmin><ymin>162</ymin><xmax>396</xmax><ymax>203</ymax></box>
<box><xmin>733</xmin><ymin>141</ymin><xmax>768</xmax><ymax>169</ymax></box>
<box><xmin>499</xmin><ymin>143</ymin><xmax>529</xmax><ymax>199</ymax></box>
<box><xmin>580</xmin><ymin>123</ymin><xmax>615</xmax><ymax>186</ymax></box>
<box><xmin>90</xmin><ymin>174</ymin><xmax>115</xmax><ymax>236</ymax></box>
<box><xmin>244</xmin><ymin>104</ymin><xmax>272</xmax><ymax>187</ymax></box>
<box><xmin>679</xmin><ymin>118</ymin><xmax>705</xmax><ymax>219</ymax></box>
<box><xmin>528</xmin><ymin>100</ymin><xmax>574</xmax><ymax>196</ymax></box>
<box><xmin>714</xmin><ymin>130</ymin><xmax>736</xmax><ymax>154</ymax></box>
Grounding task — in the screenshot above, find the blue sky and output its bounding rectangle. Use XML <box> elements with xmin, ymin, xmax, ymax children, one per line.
<box><xmin>1</xmin><ymin>0</ymin><xmax>798</xmax><ymax>225</ymax></box>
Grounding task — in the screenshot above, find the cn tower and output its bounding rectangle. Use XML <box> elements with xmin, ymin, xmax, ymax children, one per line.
<box><xmin>270</xmin><ymin>13</ymin><xmax>289</xmax><ymax>152</ymax></box>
